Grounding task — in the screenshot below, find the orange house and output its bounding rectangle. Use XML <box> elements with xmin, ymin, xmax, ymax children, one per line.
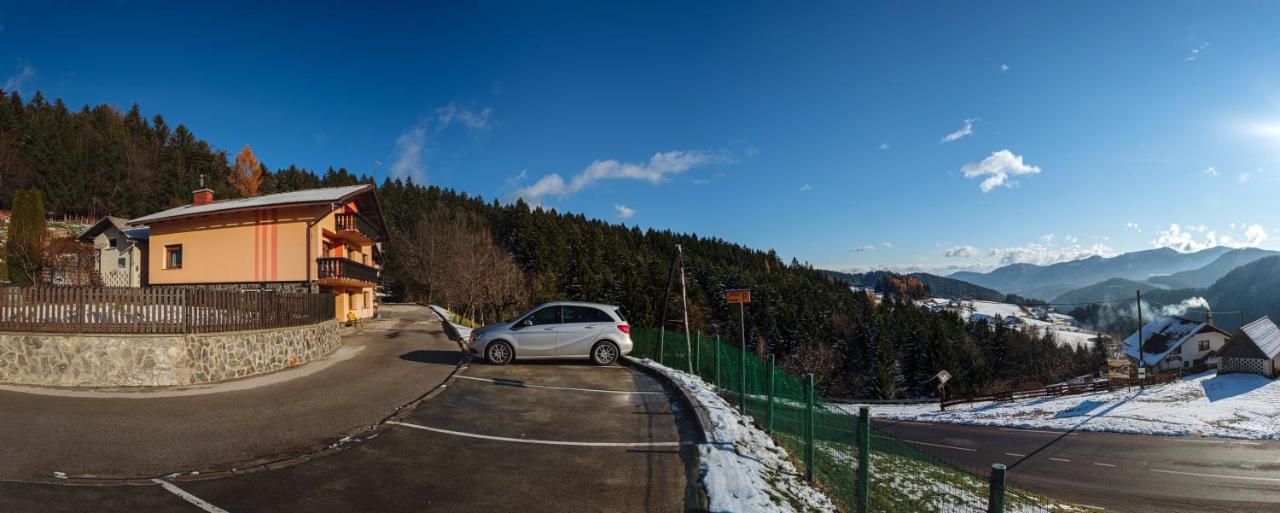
<box><xmin>129</xmin><ymin>185</ymin><xmax>387</xmax><ymax>320</ymax></box>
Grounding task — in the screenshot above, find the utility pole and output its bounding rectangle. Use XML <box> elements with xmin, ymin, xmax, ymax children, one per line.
<box><xmin>677</xmin><ymin>245</ymin><xmax>693</xmax><ymax>374</ymax></box>
<box><xmin>657</xmin><ymin>244</ymin><xmax>692</xmax><ymax>373</ymax></box>
<box><xmin>1136</xmin><ymin>290</ymin><xmax>1144</xmax><ymax>390</ymax></box>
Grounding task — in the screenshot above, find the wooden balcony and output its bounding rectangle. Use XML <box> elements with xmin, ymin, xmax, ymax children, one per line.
<box><xmin>316</xmin><ymin>257</ymin><xmax>380</xmax><ymax>288</ymax></box>
<box><xmin>334</xmin><ymin>213</ymin><xmax>379</xmax><ymax>244</ymax></box>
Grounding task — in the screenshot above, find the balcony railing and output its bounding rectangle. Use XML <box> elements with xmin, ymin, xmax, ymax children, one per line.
<box><xmin>334</xmin><ymin>213</ymin><xmax>379</xmax><ymax>242</ymax></box>
<box><xmin>316</xmin><ymin>257</ymin><xmax>380</xmax><ymax>286</ymax></box>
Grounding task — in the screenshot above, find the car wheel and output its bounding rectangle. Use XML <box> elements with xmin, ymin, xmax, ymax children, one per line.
<box><xmin>590</xmin><ymin>341</ymin><xmax>619</xmax><ymax>366</ymax></box>
<box><xmin>486</xmin><ymin>341</ymin><xmax>514</xmax><ymax>365</ymax></box>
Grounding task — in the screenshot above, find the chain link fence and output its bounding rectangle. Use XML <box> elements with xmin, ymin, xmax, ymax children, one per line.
<box><xmin>631</xmin><ymin>328</ymin><xmax>1100</xmax><ymax>513</ymax></box>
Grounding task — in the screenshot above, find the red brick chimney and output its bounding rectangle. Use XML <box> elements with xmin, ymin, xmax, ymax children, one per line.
<box><xmin>193</xmin><ymin>188</ymin><xmax>214</xmax><ymax>206</ymax></box>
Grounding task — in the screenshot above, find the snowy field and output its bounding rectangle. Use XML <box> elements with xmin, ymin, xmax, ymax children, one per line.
<box><xmin>844</xmin><ymin>372</ymin><xmax>1280</xmax><ymax>440</ymax></box>
<box><xmin>918</xmin><ymin>298</ymin><xmax>1104</xmax><ymax>349</ymax></box>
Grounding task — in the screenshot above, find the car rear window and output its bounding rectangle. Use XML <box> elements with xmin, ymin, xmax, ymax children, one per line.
<box><xmin>564</xmin><ymin>306</ymin><xmax>614</xmax><ymax>323</ymax></box>
<box><xmin>613</xmin><ymin>308</ymin><xmax>627</xmax><ymax>322</ymax></box>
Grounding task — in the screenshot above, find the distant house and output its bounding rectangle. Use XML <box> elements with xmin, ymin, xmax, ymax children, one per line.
<box><xmin>1218</xmin><ymin>317</ymin><xmax>1280</xmax><ymax>378</ymax></box>
<box><xmin>77</xmin><ymin>216</ymin><xmax>149</xmax><ymax>287</ymax></box>
<box><xmin>128</xmin><ymin>185</ymin><xmax>387</xmax><ymax>321</ymax></box>
<box><xmin>1122</xmin><ymin>316</ymin><xmax>1230</xmax><ymax>372</ymax></box>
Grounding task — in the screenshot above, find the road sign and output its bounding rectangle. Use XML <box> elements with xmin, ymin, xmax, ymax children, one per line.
<box><xmin>934</xmin><ymin>370</ymin><xmax>951</xmax><ymax>385</ymax></box>
<box><xmin>726</xmin><ymin>289</ymin><xmax>751</xmax><ymax>304</ymax></box>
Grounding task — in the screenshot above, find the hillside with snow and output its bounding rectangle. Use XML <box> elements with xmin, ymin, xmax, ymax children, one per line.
<box><xmin>916</xmin><ymin>298</ymin><xmax>1104</xmax><ymax>349</ymax></box>
<box><xmin>846</xmin><ymin>372</ymin><xmax>1280</xmax><ymax>440</ymax></box>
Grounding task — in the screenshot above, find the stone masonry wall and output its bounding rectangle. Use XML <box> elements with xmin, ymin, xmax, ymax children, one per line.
<box><xmin>0</xmin><ymin>321</ymin><xmax>340</xmax><ymax>387</ymax></box>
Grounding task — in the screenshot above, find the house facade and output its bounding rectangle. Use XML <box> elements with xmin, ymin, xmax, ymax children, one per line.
<box><xmin>77</xmin><ymin>216</ymin><xmax>149</xmax><ymax>287</ymax></box>
<box><xmin>1122</xmin><ymin>316</ymin><xmax>1230</xmax><ymax>372</ymax></box>
<box><xmin>1218</xmin><ymin>317</ymin><xmax>1280</xmax><ymax>378</ymax></box>
<box><xmin>128</xmin><ymin>185</ymin><xmax>387</xmax><ymax>320</ymax></box>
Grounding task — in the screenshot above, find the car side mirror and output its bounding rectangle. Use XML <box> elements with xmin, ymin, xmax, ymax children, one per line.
<box><xmin>519</xmin><ymin>319</ymin><xmax>534</xmax><ymax>328</ymax></box>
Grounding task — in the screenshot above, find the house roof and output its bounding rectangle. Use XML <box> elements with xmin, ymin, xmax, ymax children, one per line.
<box><xmin>77</xmin><ymin>216</ymin><xmax>149</xmax><ymax>243</ymax></box>
<box><xmin>1122</xmin><ymin>316</ymin><xmax>1228</xmax><ymax>366</ymax></box>
<box><xmin>127</xmin><ymin>184</ymin><xmax>386</xmax><ymax>240</ymax></box>
<box><xmin>1220</xmin><ymin>317</ymin><xmax>1280</xmax><ymax>360</ymax></box>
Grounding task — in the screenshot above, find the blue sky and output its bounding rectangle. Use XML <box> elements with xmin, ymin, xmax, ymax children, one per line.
<box><xmin>4</xmin><ymin>1</ymin><xmax>1280</xmax><ymax>273</ymax></box>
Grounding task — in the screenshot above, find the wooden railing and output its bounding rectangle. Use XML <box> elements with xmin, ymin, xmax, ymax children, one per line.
<box><xmin>316</xmin><ymin>257</ymin><xmax>380</xmax><ymax>285</ymax></box>
<box><xmin>940</xmin><ymin>371</ymin><xmax>1180</xmax><ymax>410</ymax></box>
<box><xmin>0</xmin><ymin>287</ymin><xmax>335</xmax><ymax>334</ymax></box>
<box><xmin>335</xmin><ymin>213</ymin><xmax>379</xmax><ymax>241</ymax></box>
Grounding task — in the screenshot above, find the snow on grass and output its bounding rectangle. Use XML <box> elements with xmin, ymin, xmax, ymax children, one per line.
<box><xmin>845</xmin><ymin>372</ymin><xmax>1280</xmax><ymax>440</ymax></box>
<box><xmin>634</xmin><ymin>358</ymin><xmax>837</xmax><ymax>513</ymax></box>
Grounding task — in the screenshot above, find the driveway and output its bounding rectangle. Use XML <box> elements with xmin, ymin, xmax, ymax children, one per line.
<box><xmin>0</xmin><ymin>312</ymin><xmax>698</xmax><ymax>512</ymax></box>
<box><xmin>0</xmin><ymin>304</ymin><xmax>460</xmax><ymax>481</ymax></box>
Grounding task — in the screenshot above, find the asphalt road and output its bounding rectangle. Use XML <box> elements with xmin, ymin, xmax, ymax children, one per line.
<box><xmin>874</xmin><ymin>419</ymin><xmax>1280</xmax><ymax>513</ymax></box>
<box><xmin>0</xmin><ymin>319</ymin><xmax>697</xmax><ymax>512</ymax></box>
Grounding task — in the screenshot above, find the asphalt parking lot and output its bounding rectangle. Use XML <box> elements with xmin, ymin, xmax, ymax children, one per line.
<box><xmin>0</xmin><ymin>325</ymin><xmax>698</xmax><ymax>513</ymax></box>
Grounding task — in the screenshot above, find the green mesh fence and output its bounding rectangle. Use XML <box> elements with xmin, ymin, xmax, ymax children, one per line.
<box><xmin>630</xmin><ymin>328</ymin><xmax>1099</xmax><ymax>513</ymax></box>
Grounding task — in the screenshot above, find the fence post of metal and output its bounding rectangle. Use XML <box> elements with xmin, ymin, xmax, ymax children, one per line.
<box><xmin>988</xmin><ymin>463</ymin><xmax>1007</xmax><ymax>513</ymax></box>
<box><xmin>857</xmin><ymin>406</ymin><xmax>871</xmax><ymax>513</ymax></box>
<box><xmin>766</xmin><ymin>354</ymin><xmax>776</xmax><ymax>432</ymax></box>
<box><xmin>659</xmin><ymin>329</ymin><xmax>665</xmax><ymax>366</ymax></box>
<box><xmin>694</xmin><ymin>331</ymin><xmax>702</xmax><ymax>378</ymax></box>
<box><xmin>714</xmin><ymin>335</ymin><xmax>721</xmax><ymax>389</ymax></box>
<box><xmin>739</xmin><ymin>345</ymin><xmax>747</xmax><ymax>415</ymax></box>
<box><xmin>804</xmin><ymin>373</ymin><xmax>815</xmax><ymax>482</ymax></box>
<box><xmin>182</xmin><ymin>288</ymin><xmax>191</xmax><ymax>333</ymax></box>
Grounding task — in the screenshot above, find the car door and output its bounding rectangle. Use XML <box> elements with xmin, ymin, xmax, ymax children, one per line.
<box><xmin>514</xmin><ymin>306</ymin><xmax>561</xmax><ymax>357</ymax></box>
<box><xmin>555</xmin><ymin>306</ymin><xmax>606</xmax><ymax>356</ymax></box>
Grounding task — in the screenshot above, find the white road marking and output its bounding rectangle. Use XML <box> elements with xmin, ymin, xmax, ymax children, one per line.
<box><xmin>388</xmin><ymin>421</ymin><xmax>684</xmax><ymax>447</ymax></box>
<box><xmin>456</xmin><ymin>375</ymin><xmax>665</xmax><ymax>395</ymax></box>
<box><xmin>1093</xmin><ymin>462</ymin><xmax>1117</xmax><ymax>467</ymax></box>
<box><xmin>1167</xmin><ymin>438</ymin><xmax>1261</xmax><ymax>446</ymax></box>
<box><xmin>885</xmin><ymin>437</ymin><xmax>977</xmax><ymax>452</ymax></box>
<box><xmin>1049</xmin><ymin>457</ymin><xmax>1071</xmax><ymax>462</ymax></box>
<box><xmin>1150</xmin><ymin>468</ymin><xmax>1280</xmax><ymax>483</ymax></box>
<box><xmin>1004</xmin><ymin>452</ymin><xmax>1026</xmax><ymax>457</ymax></box>
<box><xmin>151</xmin><ymin>479</ymin><xmax>229</xmax><ymax>513</ymax></box>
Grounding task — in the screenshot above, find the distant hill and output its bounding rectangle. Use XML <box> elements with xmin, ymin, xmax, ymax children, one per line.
<box><xmin>1051</xmin><ymin>277</ymin><xmax>1204</xmax><ymax>306</ymax></box>
<box><xmin>1205</xmin><ymin>255</ymin><xmax>1280</xmax><ymax>332</ymax></box>
<box><xmin>949</xmin><ymin>247</ymin><xmax>1232</xmax><ymax>299</ymax></box>
<box><xmin>1147</xmin><ymin>248</ymin><xmax>1280</xmax><ymax>289</ymax></box>
<box><xmin>824</xmin><ymin>270</ymin><xmax>1004</xmax><ymax>301</ymax></box>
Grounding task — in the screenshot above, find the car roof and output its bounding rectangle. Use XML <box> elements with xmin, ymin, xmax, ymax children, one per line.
<box><xmin>534</xmin><ymin>301</ymin><xmax>623</xmax><ymax>311</ymax></box>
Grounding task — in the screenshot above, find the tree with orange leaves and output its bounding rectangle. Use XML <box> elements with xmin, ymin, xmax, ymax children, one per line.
<box><xmin>228</xmin><ymin>144</ymin><xmax>265</xmax><ymax>197</ymax></box>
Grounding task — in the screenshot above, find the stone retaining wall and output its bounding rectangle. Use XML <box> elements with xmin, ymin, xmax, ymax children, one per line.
<box><xmin>0</xmin><ymin>321</ymin><xmax>340</xmax><ymax>387</ymax></box>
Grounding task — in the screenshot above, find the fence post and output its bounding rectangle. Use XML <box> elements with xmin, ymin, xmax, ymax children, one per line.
<box><xmin>182</xmin><ymin>288</ymin><xmax>191</xmax><ymax>333</ymax></box>
<box><xmin>988</xmin><ymin>464</ymin><xmax>1006</xmax><ymax>513</ymax></box>
<box><xmin>714</xmin><ymin>335</ymin><xmax>721</xmax><ymax>389</ymax></box>
<box><xmin>857</xmin><ymin>406</ymin><xmax>870</xmax><ymax>513</ymax></box>
<box><xmin>659</xmin><ymin>329</ymin><xmax>665</xmax><ymax>366</ymax></box>
<box><xmin>766</xmin><ymin>354</ymin><xmax>776</xmax><ymax>433</ymax></box>
<box><xmin>694</xmin><ymin>331</ymin><xmax>702</xmax><ymax>378</ymax></box>
<box><xmin>739</xmin><ymin>346</ymin><xmax>747</xmax><ymax>415</ymax></box>
<box><xmin>804</xmin><ymin>373</ymin><xmax>815</xmax><ymax>482</ymax></box>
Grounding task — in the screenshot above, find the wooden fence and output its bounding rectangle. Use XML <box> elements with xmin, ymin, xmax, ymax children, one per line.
<box><xmin>941</xmin><ymin>371</ymin><xmax>1180</xmax><ymax>410</ymax></box>
<box><xmin>0</xmin><ymin>287</ymin><xmax>335</xmax><ymax>334</ymax></box>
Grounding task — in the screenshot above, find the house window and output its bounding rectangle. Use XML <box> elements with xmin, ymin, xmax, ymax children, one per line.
<box><xmin>1199</xmin><ymin>340</ymin><xmax>1210</xmax><ymax>351</ymax></box>
<box><xmin>117</xmin><ymin>257</ymin><xmax>127</xmax><ymax>268</ymax></box>
<box><xmin>165</xmin><ymin>244</ymin><xmax>183</xmax><ymax>269</ymax></box>
<box><xmin>108</xmin><ymin>238</ymin><xmax>118</xmax><ymax>249</ymax></box>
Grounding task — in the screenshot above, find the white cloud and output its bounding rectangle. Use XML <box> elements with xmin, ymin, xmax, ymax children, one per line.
<box><xmin>960</xmin><ymin>149</ymin><xmax>1042</xmax><ymax>192</ymax></box>
<box><xmin>3</xmin><ymin>63</ymin><xmax>35</xmax><ymax>94</ymax></box>
<box><xmin>852</xmin><ymin>245</ymin><xmax>877</xmax><ymax>253</ymax></box>
<box><xmin>879</xmin><ymin>143</ymin><xmax>891</xmax><ymax>150</ymax></box>
<box><xmin>1186</xmin><ymin>42</ymin><xmax>1209</xmax><ymax>61</ymax></box>
<box><xmin>1125</xmin><ymin>221</ymin><xmax>1141</xmax><ymax>232</ymax></box>
<box><xmin>986</xmin><ymin>242</ymin><xmax>1116</xmax><ymax>267</ymax></box>
<box><xmin>941</xmin><ymin>118</ymin><xmax>979</xmax><ymax>143</ymax></box>
<box><xmin>513</xmin><ymin>150</ymin><xmax>733</xmax><ymax>203</ymax></box>
<box><xmin>799</xmin><ymin>184</ymin><xmax>812</xmax><ymax>192</ymax></box>
<box><xmin>1151</xmin><ymin>223</ymin><xmax>1269</xmax><ymax>252</ymax></box>
<box><xmin>882</xmin><ymin>242</ymin><xmax>893</xmax><ymax>249</ymax></box>
<box><xmin>945</xmin><ymin>245</ymin><xmax>977</xmax><ymax>258</ymax></box>
<box><xmin>1238</xmin><ymin>171</ymin><xmax>1251</xmax><ymax>183</ymax></box>
<box><xmin>1040</xmin><ymin>233</ymin><xmax>1055</xmax><ymax>242</ymax></box>
<box><xmin>613</xmin><ymin>204</ymin><xmax>636</xmax><ymax>220</ymax></box>
<box><xmin>434</xmin><ymin>103</ymin><xmax>493</xmax><ymax>132</ymax></box>
<box><xmin>389</xmin><ymin>122</ymin><xmax>428</xmax><ymax>182</ymax></box>
<box><xmin>1203</xmin><ymin>166</ymin><xmax>1219</xmax><ymax>176</ymax></box>
<box><xmin>1000</xmin><ymin>64</ymin><xmax>1010</xmax><ymax>72</ymax></box>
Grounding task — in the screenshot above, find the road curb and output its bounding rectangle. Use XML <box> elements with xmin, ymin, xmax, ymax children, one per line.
<box><xmin>623</xmin><ymin>356</ymin><xmax>712</xmax><ymax>513</ymax></box>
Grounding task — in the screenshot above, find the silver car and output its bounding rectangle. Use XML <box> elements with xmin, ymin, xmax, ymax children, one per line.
<box><xmin>468</xmin><ymin>301</ymin><xmax>633</xmax><ymax>365</ymax></box>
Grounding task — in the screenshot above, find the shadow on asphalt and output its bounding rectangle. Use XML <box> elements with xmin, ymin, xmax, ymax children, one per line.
<box><xmin>397</xmin><ymin>350</ymin><xmax>461</xmax><ymax>364</ymax></box>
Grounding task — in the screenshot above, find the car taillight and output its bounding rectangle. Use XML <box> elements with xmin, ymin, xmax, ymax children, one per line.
<box><xmin>617</xmin><ymin>324</ymin><xmax>630</xmax><ymax>334</ymax></box>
